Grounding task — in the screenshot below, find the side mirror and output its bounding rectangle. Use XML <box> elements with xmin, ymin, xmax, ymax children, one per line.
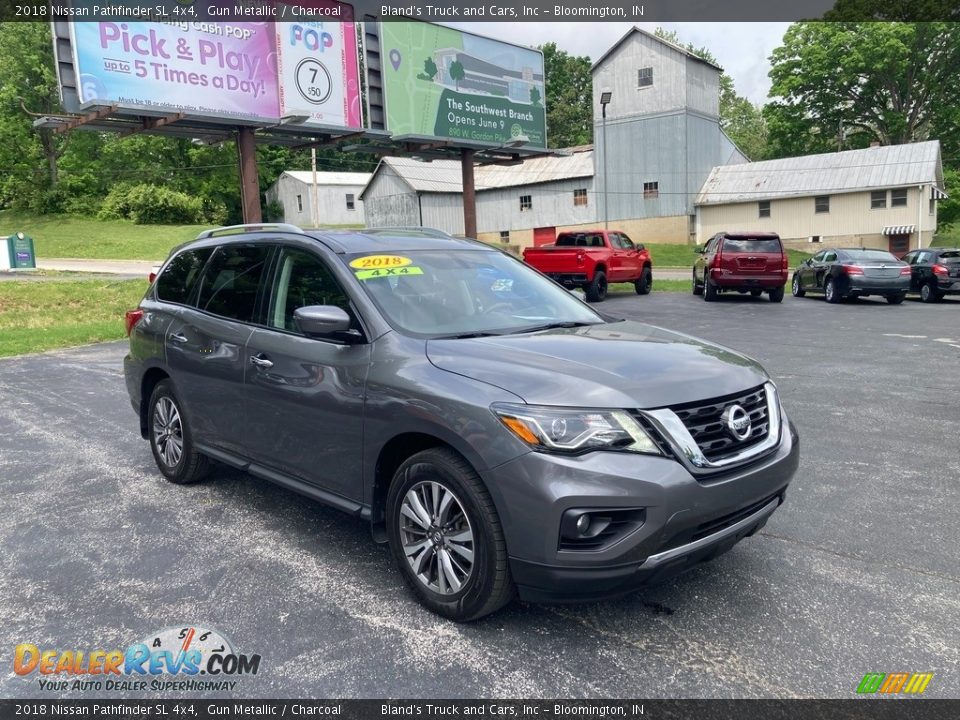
<box><xmin>294</xmin><ymin>305</ymin><xmax>352</xmax><ymax>337</ymax></box>
<box><xmin>693</xmin><ymin>245</ymin><xmax>704</xmax><ymax>254</ymax></box>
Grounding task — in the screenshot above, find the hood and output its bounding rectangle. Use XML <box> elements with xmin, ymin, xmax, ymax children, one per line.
<box><xmin>426</xmin><ymin>320</ymin><xmax>769</xmax><ymax>409</ymax></box>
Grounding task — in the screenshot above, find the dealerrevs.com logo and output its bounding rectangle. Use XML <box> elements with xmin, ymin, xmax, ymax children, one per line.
<box><xmin>14</xmin><ymin>626</ymin><xmax>261</xmax><ymax>693</ymax></box>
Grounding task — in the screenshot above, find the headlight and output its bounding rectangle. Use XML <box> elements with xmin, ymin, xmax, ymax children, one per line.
<box><xmin>492</xmin><ymin>403</ymin><xmax>662</xmax><ymax>456</ymax></box>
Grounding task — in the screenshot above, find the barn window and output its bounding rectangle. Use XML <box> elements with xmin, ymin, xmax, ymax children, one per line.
<box><xmin>500</xmin><ymin>231</ymin><xmax>510</xmax><ymax>242</ymax></box>
<box><xmin>891</xmin><ymin>188</ymin><xmax>908</xmax><ymax>207</ymax></box>
<box><xmin>520</xmin><ymin>195</ymin><xmax>532</xmax><ymax>211</ymax></box>
<box><xmin>758</xmin><ymin>201</ymin><xmax>771</xmax><ymax>218</ymax></box>
<box><xmin>638</xmin><ymin>67</ymin><xmax>654</xmax><ymax>88</ymax></box>
<box><xmin>815</xmin><ymin>196</ymin><xmax>830</xmax><ymax>214</ymax></box>
<box><xmin>573</xmin><ymin>188</ymin><xmax>588</xmax><ymax>206</ymax></box>
<box><xmin>297</xmin><ymin>195</ymin><xmax>303</xmax><ymax>212</ymax></box>
<box><xmin>870</xmin><ymin>191</ymin><xmax>886</xmax><ymax>209</ymax></box>
<box><xmin>346</xmin><ymin>193</ymin><xmax>356</xmax><ymax>211</ymax></box>
<box><xmin>643</xmin><ymin>181</ymin><xmax>659</xmax><ymax>199</ymax></box>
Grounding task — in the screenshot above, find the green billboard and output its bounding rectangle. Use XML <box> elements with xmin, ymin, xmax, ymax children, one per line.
<box><xmin>380</xmin><ymin>23</ymin><xmax>546</xmax><ymax>149</ymax></box>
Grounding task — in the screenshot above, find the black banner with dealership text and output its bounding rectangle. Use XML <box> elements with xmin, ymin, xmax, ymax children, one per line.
<box><xmin>1</xmin><ymin>700</ymin><xmax>960</xmax><ymax>720</ymax></box>
<box><xmin>2</xmin><ymin>0</ymin><xmax>959</xmax><ymax>22</ymax></box>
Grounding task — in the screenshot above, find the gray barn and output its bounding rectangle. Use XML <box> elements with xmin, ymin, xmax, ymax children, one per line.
<box><xmin>266</xmin><ymin>171</ymin><xmax>371</xmax><ymax>228</ymax></box>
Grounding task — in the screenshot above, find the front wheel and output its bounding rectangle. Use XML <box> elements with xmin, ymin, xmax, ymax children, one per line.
<box><xmin>585</xmin><ymin>271</ymin><xmax>608</xmax><ymax>302</ymax></box>
<box><xmin>792</xmin><ymin>274</ymin><xmax>805</xmax><ymax>297</ymax></box>
<box><xmin>635</xmin><ymin>266</ymin><xmax>652</xmax><ymax>295</ymax></box>
<box><xmin>386</xmin><ymin>448</ymin><xmax>514</xmax><ymax>622</ymax></box>
<box><xmin>887</xmin><ymin>292</ymin><xmax>906</xmax><ymax>305</ymax></box>
<box><xmin>769</xmin><ymin>285</ymin><xmax>785</xmax><ymax>303</ymax></box>
<box><xmin>148</xmin><ymin>380</ymin><xmax>208</xmax><ymax>484</ymax></box>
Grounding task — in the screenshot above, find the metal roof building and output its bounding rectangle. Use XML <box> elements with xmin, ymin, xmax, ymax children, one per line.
<box><xmin>695</xmin><ymin>141</ymin><xmax>947</xmax><ymax>254</ymax></box>
<box><xmin>266</xmin><ymin>171</ymin><xmax>371</xmax><ymax>228</ymax></box>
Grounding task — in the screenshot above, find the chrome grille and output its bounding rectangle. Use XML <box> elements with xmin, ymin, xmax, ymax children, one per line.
<box><xmin>670</xmin><ymin>386</ymin><xmax>770</xmax><ymax>462</ymax></box>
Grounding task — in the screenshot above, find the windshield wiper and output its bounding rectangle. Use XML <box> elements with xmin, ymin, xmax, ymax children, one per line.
<box><xmin>510</xmin><ymin>321</ymin><xmax>599</xmax><ymax>334</ymax></box>
<box><xmin>432</xmin><ymin>330</ymin><xmax>504</xmax><ymax>340</ymax></box>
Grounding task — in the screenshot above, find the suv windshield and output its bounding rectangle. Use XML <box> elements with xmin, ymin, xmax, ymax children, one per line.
<box><xmin>722</xmin><ymin>238</ymin><xmax>782</xmax><ymax>253</ymax></box>
<box><xmin>344</xmin><ymin>250</ymin><xmax>604</xmax><ymax>337</ymax></box>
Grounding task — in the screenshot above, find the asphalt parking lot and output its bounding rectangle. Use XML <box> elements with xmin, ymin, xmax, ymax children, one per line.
<box><xmin>1</xmin><ymin>290</ymin><xmax>958</xmax><ymax>699</ymax></box>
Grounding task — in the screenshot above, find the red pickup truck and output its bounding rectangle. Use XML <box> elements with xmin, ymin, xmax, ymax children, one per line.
<box><xmin>522</xmin><ymin>230</ymin><xmax>653</xmax><ymax>302</ymax></box>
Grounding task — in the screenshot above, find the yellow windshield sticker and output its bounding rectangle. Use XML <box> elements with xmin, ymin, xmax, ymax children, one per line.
<box><xmin>349</xmin><ymin>255</ymin><xmax>412</xmax><ymax>270</ymax></box>
<box><xmin>355</xmin><ymin>266</ymin><xmax>424</xmax><ymax>281</ymax></box>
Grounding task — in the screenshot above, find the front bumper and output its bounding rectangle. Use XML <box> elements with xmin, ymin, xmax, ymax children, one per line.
<box><xmin>482</xmin><ymin>416</ymin><xmax>799</xmax><ymax>603</ymax></box>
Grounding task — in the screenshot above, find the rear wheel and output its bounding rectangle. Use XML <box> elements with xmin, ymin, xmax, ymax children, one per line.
<box><xmin>920</xmin><ymin>281</ymin><xmax>941</xmax><ymax>303</ymax></box>
<box><xmin>824</xmin><ymin>277</ymin><xmax>841</xmax><ymax>304</ymax></box>
<box><xmin>887</xmin><ymin>292</ymin><xmax>906</xmax><ymax>305</ymax></box>
<box><xmin>792</xmin><ymin>274</ymin><xmax>805</xmax><ymax>298</ymax></box>
<box><xmin>692</xmin><ymin>269</ymin><xmax>703</xmax><ymax>295</ymax></box>
<box><xmin>703</xmin><ymin>277</ymin><xmax>718</xmax><ymax>302</ymax></box>
<box><xmin>769</xmin><ymin>285</ymin><xmax>785</xmax><ymax>303</ymax></box>
<box><xmin>386</xmin><ymin>448</ymin><xmax>514</xmax><ymax>622</ymax></box>
<box><xmin>635</xmin><ymin>266</ymin><xmax>652</xmax><ymax>295</ymax></box>
<box><xmin>148</xmin><ymin>380</ymin><xmax>208</xmax><ymax>485</ymax></box>
<box><xmin>585</xmin><ymin>271</ymin><xmax>608</xmax><ymax>302</ymax></box>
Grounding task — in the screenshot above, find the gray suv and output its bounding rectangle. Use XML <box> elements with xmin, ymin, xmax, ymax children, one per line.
<box><xmin>124</xmin><ymin>224</ymin><xmax>799</xmax><ymax>621</ymax></box>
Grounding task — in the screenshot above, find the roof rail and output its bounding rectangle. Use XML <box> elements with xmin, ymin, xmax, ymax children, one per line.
<box><xmin>196</xmin><ymin>223</ymin><xmax>305</xmax><ymax>240</ymax></box>
<box><xmin>363</xmin><ymin>226</ymin><xmax>453</xmax><ymax>239</ymax></box>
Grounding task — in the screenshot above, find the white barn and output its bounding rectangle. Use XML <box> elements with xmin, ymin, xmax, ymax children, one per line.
<box><xmin>266</xmin><ymin>171</ymin><xmax>371</xmax><ymax>227</ymax></box>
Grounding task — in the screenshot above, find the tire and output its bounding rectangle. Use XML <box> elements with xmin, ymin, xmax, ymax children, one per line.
<box><xmin>824</xmin><ymin>277</ymin><xmax>841</xmax><ymax>304</ymax></box>
<box><xmin>792</xmin><ymin>274</ymin><xmax>805</xmax><ymax>298</ymax></box>
<box><xmin>750</xmin><ymin>289</ymin><xmax>763</xmax><ymax>297</ymax></box>
<box><xmin>692</xmin><ymin>269</ymin><xmax>703</xmax><ymax>295</ymax></box>
<box><xmin>585</xmin><ymin>270</ymin><xmax>608</xmax><ymax>302</ymax></box>
<box><xmin>920</xmin><ymin>282</ymin><xmax>941</xmax><ymax>303</ymax></box>
<box><xmin>887</xmin><ymin>292</ymin><xmax>906</xmax><ymax>305</ymax></box>
<box><xmin>769</xmin><ymin>285</ymin><xmax>785</xmax><ymax>303</ymax></box>
<box><xmin>635</xmin><ymin>266</ymin><xmax>653</xmax><ymax>295</ymax></box>
<box><xmin>148</xmin><ymin>380</ymin><xmax>208</xmax><ymax>485</ymax></box>
<box><xmin>386</xmin><ymin>448</ymin><xmax>514</xmax><ymax>622</ymax></box>
<box><xmin>703</xmin><ymin>277</ymin><xmax>718</xmax><ymax>302</ymax></box>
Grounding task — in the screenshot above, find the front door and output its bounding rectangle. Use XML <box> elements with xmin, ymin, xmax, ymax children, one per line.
<box><xmin>243</xmin><ymin>246</ymin><xmax>370</xmax><ymax>502</ymax></box>
<box><xmin>888</xmin><ymin>234</ymin><xmax>910</xmax><ymax>257</ymax></box>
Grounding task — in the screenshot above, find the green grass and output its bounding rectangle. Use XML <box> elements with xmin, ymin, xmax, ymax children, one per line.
<box><xmin>932</xmin><ymin>228</ymin><xmax>960</xmax><ymax>247</ymax></box>
<box><xmin>0</xmin><ymin>278</ymin><xmax>148</xmax><ymax>357</ymax></box>
<box><xmin>645</xmin><ymin>243</ymin><xmax>812</xmax><ymax>268</ymax></box>
<box><xmin>0</xmin><ymin>210</ymin><xmax>209</xmax><ymax>261</ymax></box>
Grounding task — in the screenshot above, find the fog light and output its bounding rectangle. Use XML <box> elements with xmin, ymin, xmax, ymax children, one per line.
<box><xmin>576</xmin><ymin>514</ymin><xmax>590</xmax><ymax>535</ymax></box>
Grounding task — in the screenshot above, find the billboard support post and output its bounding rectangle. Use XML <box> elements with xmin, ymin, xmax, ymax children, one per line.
<box><xmin>461</xmin><ymin>149</ymin><xmax>477</xmax><ymax>239</ymax></box>
<box><xmin>237</xmin><ymin>127</ymin><xmax>262</xmax><ymax>224</ymax></box>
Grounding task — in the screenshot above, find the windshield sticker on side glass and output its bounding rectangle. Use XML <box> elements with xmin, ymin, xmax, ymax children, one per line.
<box><xmin>355</xmin><ymin>266</ymin><xmax>425</xmax><ymax>281</ymax></box>
<box><xmin>349</xmin><ymin>255</ymin><xmax>412</xmax><ymax>269</ymax></box>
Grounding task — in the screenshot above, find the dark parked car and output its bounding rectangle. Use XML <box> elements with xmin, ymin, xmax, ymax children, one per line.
<box><xmin>124</xmin><ymin>224</ymin><xmax>799</xmax><ymax>621</ymax></box>
<box><xmin>693</xmin><ymin>231</ymin><xmax>788</xmax><ymax>303</ymax></box>
<box><xmin>901</xmin><ymin>247</ymin><xmax>960</xmax><ymax>302</ymax></box>
<box><xmin>792</xmin><ymin>248</ymin><xmax>910</xmax><ymax>304</ymax></box>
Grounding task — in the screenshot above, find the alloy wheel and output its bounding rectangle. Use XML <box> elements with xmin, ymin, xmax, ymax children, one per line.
<box><xmin>152</xmin><ymin>396</ymin><xmax>183</xmax><ymax>468</ymax></box>
<box><xmin>399</xmin><ymin>481</ymin><xmax>475</xmax><ymax>595</ymax></box>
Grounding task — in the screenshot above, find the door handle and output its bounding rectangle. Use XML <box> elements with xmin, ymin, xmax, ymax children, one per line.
<box><xmin>168</xmin><ymin>332</ymin><xmax>188</xmax><ymax>344</ymax></box>
<box><xmin>249</xmin><ymin>354</ymin><xmax>274</xmax><ymax>369</ymax></box>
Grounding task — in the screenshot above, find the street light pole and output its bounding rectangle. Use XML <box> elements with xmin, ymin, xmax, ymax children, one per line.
<box><xmin>600</xmin><ymin>89</ymin><xmax>612</xmax><ymax>230</ymax></box>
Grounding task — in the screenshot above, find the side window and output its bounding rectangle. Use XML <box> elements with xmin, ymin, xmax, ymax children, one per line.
<box><xmin>917</xmin><ymin>251</ymin><xmax>931</xmax><ymax>264</ymax></box>
<box><xmin>268</xmin><ymin>248</ymin><xmax>351</xmax><ymax>333</ymax></box>
<box><xmin>823</xmin><ymin>251</ymin><xmax>837</xmax><ymax>263</ymax></box>
<box><xmin>812</xmin><ymin>251</ymin><xmax>826</xmax><ymax>262</ymax></box>
<box><xmin>196</xmin><ymin>245</ymin><xmax>271</xmax><ymax>322</ymax></box>
<box><xmin>618</xmin><ymin>233</ymin><xmax>636</xmax><ymax>250</ymax></box>
<box><xmin>902</xmin><ymin>251</ymin><xmax>916</xmax><ymax>265</ymax></box>
<box><xmin>156</xmin><ymin>248</ymin><xmax>213</xmax><ymax>305</ymax></box>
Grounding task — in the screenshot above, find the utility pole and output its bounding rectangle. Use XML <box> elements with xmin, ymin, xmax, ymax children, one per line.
<box><xmin>237</xmin><ymin>127</ymin><xmax>262</xmax><ymax>223</ymax></box>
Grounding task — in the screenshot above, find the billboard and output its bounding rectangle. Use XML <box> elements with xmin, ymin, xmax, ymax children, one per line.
<box><xmin>379</xmin><ymin>23</ymin><xmax>546</xmax><ymax>149</ymax></box>
<box><xmin>68</xmin><ymin>8</ymin><xmax>361</xmax><ymax>128</ymax></box>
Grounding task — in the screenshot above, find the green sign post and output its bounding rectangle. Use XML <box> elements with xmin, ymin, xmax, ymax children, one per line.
<box><xmin>1</xmin><ymin>232</ymin><xmax>37</xmax><ymax>271</ymax></box>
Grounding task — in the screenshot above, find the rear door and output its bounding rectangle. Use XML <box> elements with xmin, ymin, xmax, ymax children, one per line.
<box><xmin>243</xmin><ymin>245</ymin><xmax>370</xmax><ymax>502</ymax></box>
<box><xmin>164</xmin><ymin>243</ymin><xmax>271</xmax><ymax>455</ymax></box>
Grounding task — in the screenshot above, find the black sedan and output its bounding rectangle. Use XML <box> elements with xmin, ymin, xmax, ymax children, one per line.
<box><xmin>791</xmin><ymin>248</ymin><xmax>910</xmax><ymax>304</ymax></box>
<box><xmin>901</xmin><ymin>247</ymin><xmax>960</xmax><ymax>302</ymax></box>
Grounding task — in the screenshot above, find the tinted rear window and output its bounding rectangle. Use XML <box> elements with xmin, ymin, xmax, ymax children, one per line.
<box><xmin>842</xmin><ymin>250</ymin><xmax>899</xmax><ymax>263</ymax></box>
<box><xmin>196</xmin><ymin>245</ymin><xmax>271</xmax><ymax>322</ymax></box>
<box><xmin>556</xmin><ymin>233</ymin><xmax>605</xmax><ymax>247</ymax></box>
<box><xmin>722</xmin><ymin>238</ymin><xmax>782</xmax><ymax>253</ymax></box>
<box><xmin>939</xmin><ymin>251</ymin><xmax>960</xmax><ymax>260</ymax></box>
<box><xmin>156</xmin><ymin>248</ymin><xmax>213</xmax><ymax>305</ymax></box>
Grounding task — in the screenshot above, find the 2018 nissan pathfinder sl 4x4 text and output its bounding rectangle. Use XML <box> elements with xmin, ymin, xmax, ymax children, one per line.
<box><xmin>124</xmin><ymin>225</ymin><xmax>800</xmax><ymax>621</ymax></box>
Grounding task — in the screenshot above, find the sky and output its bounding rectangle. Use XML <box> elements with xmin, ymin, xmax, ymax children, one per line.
<box><xmin>445</xmin><ymin>22</ymin><xmax>793</xmax><ymax>106</ymax></box>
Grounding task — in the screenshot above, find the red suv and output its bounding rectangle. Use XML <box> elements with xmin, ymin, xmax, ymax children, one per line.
<box><xmin>693</xmin><ymin>232</ymin><xmax>788</xmax><ymax>303</ymax></box>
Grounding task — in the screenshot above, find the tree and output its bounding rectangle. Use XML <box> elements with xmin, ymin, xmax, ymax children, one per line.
<box><xmin>529</xmin><ymin>86</ymin><xmax>541</xmax><ymax>107</ymax></box>
<box><xmin>937</xmin><ymin>168</ymin><xmax>959</xmax><ymax>231</ymax></box>
<box><xmin>448</xmin><ymin>60</ymin><xmax>465</xmax><ymax>90</ymax></box>
<box><xmin>424</xmin><ymin>57</ymin><xmax>438</xmax><ymax>80</ymax></box>
<box><xmin>539</xmin><ymin>42</ymin><xmax>592</xmax><ymax>148</ymax></box>
<box><xmin>764</xmin><ymin>22</ymin><xmax>960</xmax><ymax>160</ymax></box>
<box><xmin>654</xmin><ymin>28</ymin><xmax>769</xmax><ymax>160</ymax></box>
